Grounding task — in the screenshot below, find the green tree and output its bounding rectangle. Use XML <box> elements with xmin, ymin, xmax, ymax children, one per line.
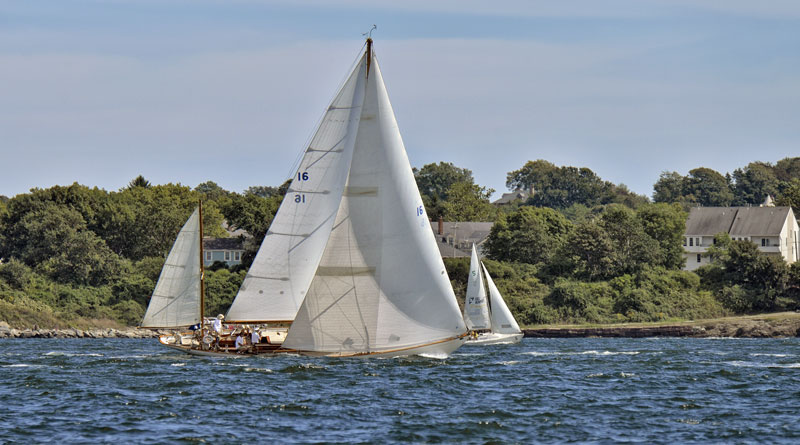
<box><xmin>652</xmin><ymin>171</ymin><xmax>685</xmax><ymax>203</ymax></box>
<box><xmin>635</xmin><ymin>203</ymin><xmax>687</xmax><ymax>269</ymax></box>
<box><xmin>127</xmin><ymin>175</ymin><xmax>151</xmax><ymax>189</ymax></box>
<box><xmin>731</xmin><ymin>162</ymin><xmax>779</xmax><ymax>206</ymax></box>
<box><xmin>557</xmin><ymin>220</ymin><xmax>615</xmax><ymax>281</ymax></box>
<box><xmin>245</xmin><ymin>185</ymin><xmax>280</xmax><ymax>198</ymax></box>
<box><xmin>775</xmin><ymin>178</ymin><xmax>800</xmax><ymax>213</ymax></box>
<box><xmin>485</xmin><ymin>207</ymin><xmax>572</xmax><ymax>264</ymax></box>
<box><xmin>774</xmin><ymin>157</ymin><xmax>800</xmax><ymax>181</ymax></box>
<box><xmin>195</xmin><ymin>181</ymin><xmax>231</xmax><ymax>202</ymax></box>
<box><xmin>441</xmin><ymin>182</ymin><xmax>496</xmax><ymax>221</ymax></box>
<box><xmin>222</xmin><ymin>193</ymin><xmax>281</xmax><ymax>244</ymax></box>
<box><xmin>683</xmin><ymin>167</ymin><xmax>733</xmax><ymax>206</ymax></box>
<box><xmin>414</xmin><ymin>162</ymin><xmax>474</xmax><ymax>201</ymax></box>
<box><xmin>506</xmin><ymin>160</ymin><xmax>644</xmax><ymax>209</ymax></box>
<box><xmin>414</xmin><ymin>162</ymin><xmax>475</xmax><ymax>220</ymax></box>
<box><xmin>599</xmin><ymin>205</ymin><xmax>659</xmax><ymax>276</ymax></box>
<box><xmin>505</xmin><ymin>159</ymin><xmax>557</xmax><ymax>194</ymax></box>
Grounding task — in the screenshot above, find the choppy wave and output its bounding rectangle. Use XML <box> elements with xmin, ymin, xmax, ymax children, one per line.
<box><xmin>1</xmin><ymin>337</ymin><xmax>799</xmax><ymax>443</ymax></box>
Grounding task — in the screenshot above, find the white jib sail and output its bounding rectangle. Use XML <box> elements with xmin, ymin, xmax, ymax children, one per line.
<box><xmin>481</xmin><ymin>262</ymin><xmax>521</xmax><ymax>334</ymax></box>
<box><xmin>283</xmin><ymin>49</ymin><xmax>467</xmax><ymax>354</ymax></box>
<box><xmin>141</xmin><ymin>208</ymin><xmax>201</xmax><ymax>328</ymax></box>
<box><xmin>464</xmin><ymin>244</ymin><xmax>491</xmax><ymax>331</ymax></box>
<box><xmin>225</xmin><ymin>57</ymin><xmax>367</xmax><ymax>323</ymax></box>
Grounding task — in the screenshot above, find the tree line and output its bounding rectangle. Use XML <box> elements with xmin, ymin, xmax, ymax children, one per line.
<box><xmin>1</xmin><ymin>156</ymin><xmax>799</xmax><ymax>328</ymax></box>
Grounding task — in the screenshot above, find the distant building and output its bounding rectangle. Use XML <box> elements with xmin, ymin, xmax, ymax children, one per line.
<box><xmin>203</xmin><ymin>237</ymin><xmax>245</xmax><ymax>267</ymax></box>
<box><xmin>430</xmin><ymin>218</ymin><xmax>494</xmax><ymax>258</ymax></box>
<box><xmin>492</xmin><ymin>188</ymin><xmax>532</xmax><ymax>206</ymax></box>
<box><xmin>683</xmin><ymin>205</ymin><xmax>800</xmax><ymax>271</ymax></box>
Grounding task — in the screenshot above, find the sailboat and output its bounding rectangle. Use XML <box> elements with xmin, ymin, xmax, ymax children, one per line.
<box><xmin>151</xmin><ymin>38</ymin><xmax>468</xmax><ymax>358</ymax></box>
<box><xmin>464</xmin><ymin>244</ymin><xmax>524</xmax><ymax>345</ymax></box>
<box><xmin>140</xmin><ymin>203</ymin><xmax>210</xmax><ymax>351</ymax></box>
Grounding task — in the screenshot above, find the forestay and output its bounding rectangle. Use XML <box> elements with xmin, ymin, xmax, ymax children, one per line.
<box><xmin>464</xmin><ymin>244</ymin><xmax>491</xmax><ymax>330</ymax></box>
<box><xmin>226</xmin><ymin>57</ymin><xmax>367</xmax><ymax>323</ymax></box>
<box><xmin>283</xmin><ymin>48</ymin><xmax>467</xmax><ymax>354</ymax></box>
<box><xmin>481</xmin><ymin>262</ymin><xmax>521</xmax><ymax>335</ymax></box>
<box><xmin>141</xmin><ymin>208</ymin><xmax>202</xmax><ymax>328</ymax></box>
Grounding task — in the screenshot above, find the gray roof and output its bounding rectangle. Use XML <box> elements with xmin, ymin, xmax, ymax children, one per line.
<box><xmin>429</xmin><ymin>221</ymin><xmax>493</xmax><ymax>258</ymax></box>
<box><xmin>203</xmin><ymin>237</ymin><xmax>245</xmax><ymax>250</ymax></box>
<box><xmin>429</xmin><ymin>221</ymin><xmax>494</xmax><ymax>243</ymax></box>
<box><xmin>493</xmin><ymin>190</ymin><xmax>530</xmax><ymax>205</ymax></box>
<box><xmin>685</xmin><ymin>206</ymin><xmax>793</xmax><ymax>236</ymax></box>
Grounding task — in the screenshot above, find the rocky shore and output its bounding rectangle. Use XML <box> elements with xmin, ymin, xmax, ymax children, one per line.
<box><xmin>3</xmin><ymin>313</ymin><xmax>800</xmax><ymax>340</ymax></box>
<box><xmin>524</xmin><ymin>313</ymin><xmax>800</xmax><ymax>338</ymax></box>
<box><xmin>0</xmin><ymin>321</ymin><xmax>163</xmax><ymax>339</ymax></box>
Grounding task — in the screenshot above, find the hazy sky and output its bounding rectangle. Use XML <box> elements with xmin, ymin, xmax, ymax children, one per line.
<box><xmin>1</xmin><ymin>0</ymin><xmax>798</xmax><ymax>199</ymax></box>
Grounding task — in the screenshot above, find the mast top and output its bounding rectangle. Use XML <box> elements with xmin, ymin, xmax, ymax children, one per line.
<box><xmin>363</xmin><ymin>25</ymin><xmax>376</xmax><ymax>77</ymax></box>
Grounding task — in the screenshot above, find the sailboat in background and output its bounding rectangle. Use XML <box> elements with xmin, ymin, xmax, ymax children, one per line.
<box><xmin>464</xmin><ymin>244</ymin><xmax>524</xmax><ymax>345</ymax></box>
<box><xmin>150</xmin><ymin>37</ymin><xmax>468</xmax><ymax>358</ymax></box>
<box><xmin>140</xmin><ymin>204</ymin><xmax>207</xmax><ymax>348</ymax></box>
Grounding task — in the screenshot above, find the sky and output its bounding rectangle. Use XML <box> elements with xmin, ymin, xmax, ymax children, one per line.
<box><xmin>1</xmin><ymin>0</ymin><xmax>798</xmax><ymax>199</ymax></box>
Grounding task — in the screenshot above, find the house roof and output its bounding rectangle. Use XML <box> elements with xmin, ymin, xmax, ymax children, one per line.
<box><xmin>729</xmin><ymin>207</ymin><xmax>792</xmax><ymax>236</ymax></box>
<box><xmin>428</xmin><ymin>221</ymin><xmax>493</xmax><ymax>258</ymax></box>
<box><xmin>492</xmin><ymin>190</ymin><xmax>530</xmax><ymax>205</ymax></box>
<box><xmin>429</xmin><ymin>221</ymin><xmax>494</xmax><ymax>243</ymax></box>
<box><xmin>685</xmin><ymin>206</ymin><xmax>792</xmax><ymax>236</ymax></box>
<box><xmin>203</xmin><ymin>237</ymin><xmax>245</xmax><ymax>250</ymax></box>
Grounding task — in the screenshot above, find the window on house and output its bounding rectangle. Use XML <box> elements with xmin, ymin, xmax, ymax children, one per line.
<box><xmin>205</xmin><ymin>252</ymin><xmax>212</xmax><ymax>261</ymax></box>
<box><xmin>689</xmin><ymin>238</ymin><xmax>693</xmax><ymax>246</ymax></box>
<box><xmin>234</xmin><ymin>251</ymin><xmax>241</xmax><ymax>261</ymax></box>
<box><xmin>683</xmin><ymin>238</ymin><xmax>687</xmax><ymax>246</ymax></box>
<box><xmin>224</xmin><ymin>251</ymin><xmax>231</xmax><ymax>261</ymax></box>
<box><xmin>762</xmin><ymin>238</ymin><xmax>769</xmax><ymax>247</ymax></box>
<box><xmin>697</xmin><ymin>254</ymin><xmax>701</xmax><ymax>263</ymax></box>
<box><xmin>696</xmin><ymin>238</ymin><xmax>700</xmax><ymax>246</ymax></box>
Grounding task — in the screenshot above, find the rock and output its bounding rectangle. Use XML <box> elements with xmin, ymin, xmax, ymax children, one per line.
<box><xmin>0</xmin><ymin>321</ymin><xmax>10</xmax><ymax>330</ymax></box>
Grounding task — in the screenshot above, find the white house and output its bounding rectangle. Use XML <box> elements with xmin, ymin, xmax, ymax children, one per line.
<box><xmin>683</xmin><ymin>206</ymin><xmax>800</xmax><ymax>271</ymax></box>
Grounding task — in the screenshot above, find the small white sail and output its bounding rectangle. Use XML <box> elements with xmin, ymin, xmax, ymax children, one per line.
<box><xmin>141</xmin><ymin>208</ymin><xmax>202</xmax><ymax>328</ymax></box>
<box><xmin>225</xmin><ymin>56</ymin><xmax>368</xmax><ymax>323</ymax></box>
<box><xmin>481</xmin><ymin>262</ymin><xmax>521</xmax><ymax>335</ymax></box>
<box><xmin>283</xmin><ymin>46</ymin><xmax>467</xmax><ymax>354</ymax></box>
<box><xmin>464</xmin><ymin>244</ymin><xmax>491</xmax><ymax>330</ymax></box>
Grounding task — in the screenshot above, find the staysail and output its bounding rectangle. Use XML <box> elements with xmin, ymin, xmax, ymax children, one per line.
<box><xmin>464</xmin><ymin>244</ymin><xmax>491</xmax><ymax>330</ymax></box>
<box><xmin>282</xmin><ymin>42</ymin><xmax>467</xmax><ymax>354</ymax></box>
<box><xmin>141</xmin><ymin>208</ymin><xmax>202</xmax><ymax>328</ymax></box>
<box><xmin>225</xmin><ymin>56</ymin><xmax>368</xmax><ymax>323</ymax></box>
<box><xmin>481</xmin><ymin>262</ymin><xmax>521</xmax><ymax>335</ymax></box>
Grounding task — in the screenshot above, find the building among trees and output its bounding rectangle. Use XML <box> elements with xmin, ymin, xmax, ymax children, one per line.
<box><xmin>683</xmin><ymin>203</ymin><xmax>800</xmax><ymax>271</ymax></box>
<box><xmin>430</xmin><ymin>219</ymin><xmax>493</xmax><ymax>258</ymax></box>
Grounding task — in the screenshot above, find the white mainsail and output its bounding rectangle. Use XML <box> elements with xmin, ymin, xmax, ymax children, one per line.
<box><xmin>282</xmin><ymin>43</ymin><xmax>467</xmax><ymax>354</ymax></box>
<box><xmin>481</xmin><ymin>262</ymin><xmax>521</xmax><ymax>335</ymax></box>
<box><xmin>225</xmin><ymin>56</ymin><xmax>368</xmax><ymax>323</ymax></box>
<box><xmin>141</xmin><ymin>208</ymin><xmax>202</xmax><ymax>328</ymax></box>
<box><xmin>464</xmin><ymin>244</ymin><xmax>491</xmax><ymax>330</ymax></box>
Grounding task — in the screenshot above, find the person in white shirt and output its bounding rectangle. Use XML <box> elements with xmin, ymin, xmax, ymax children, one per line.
<box><xmin>211</xmin><ymin>314</ymin><xmax>224</xmax><ymax>333</ymax></box>
<box><xmin>250</xmin><ymin>328</ymin><xmax>260</xmax><ymax>350</ymax></box>
<box><xmin>234</xmin><ymin>332</ymin><xmax>245</xmax><ymax>352</ymax></box>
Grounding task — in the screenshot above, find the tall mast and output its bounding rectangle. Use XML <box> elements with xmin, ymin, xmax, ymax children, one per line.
<box><xmin>198</xmin><ymin>200</ymin><xmax>205</xmax><ymax>323</ymax></box>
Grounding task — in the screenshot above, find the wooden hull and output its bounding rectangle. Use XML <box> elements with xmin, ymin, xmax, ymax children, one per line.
<box><xmin>466</xmin><ymin>332</ymin><xmax>523</xmax><ymax>346</ymax></box>
<box><xmin>158</xmin><ymin>334</ymin><xmax>466</xmax><ymax>358</ymax></box>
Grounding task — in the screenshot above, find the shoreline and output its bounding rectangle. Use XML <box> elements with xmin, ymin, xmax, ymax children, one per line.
<box><xmin>524</xmin><ymin>312</ymin><xmax>800</xmax><ymax>338</ymax></box>
<box><xmin>2</xmin><ymin>313</ymin><xmax>800</xmax><ymax>339</ymax></box>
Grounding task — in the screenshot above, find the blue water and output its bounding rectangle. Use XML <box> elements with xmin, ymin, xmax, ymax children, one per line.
<box><xmin>1</xmin><ymin>338</ymin><xmax>799</xmax><ymax>443</ymax></box>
